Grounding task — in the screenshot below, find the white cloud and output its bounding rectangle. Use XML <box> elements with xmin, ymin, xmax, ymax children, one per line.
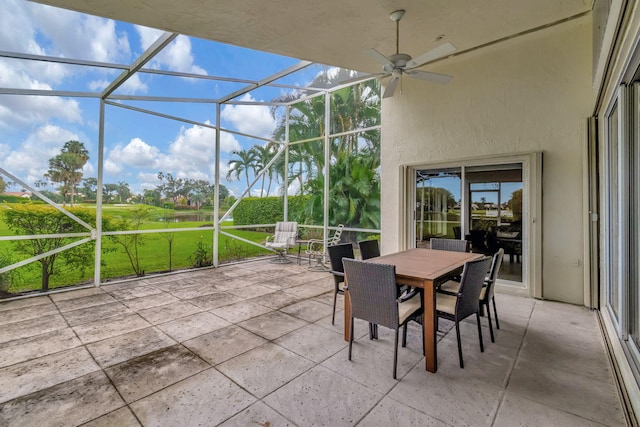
<box><xmin>88</xmin><ymin>79</ymin><xmax>109</xmax><ymax>92</ymax></box>
<box><xmin>108</xmin><ymin>137</ymin><xmax>160</xmax><ymax>168</ymax></box>
<box><xmin>0</xmin><ymin>61</ymin><xmax>82</xmax><ymax>130</ymax></box>
<box><xmin>0</xmin><ymin>124</ymin><xmax>79</xmax><ymax>184</ymax></box>
<box><xmin>26</xmin><ymin>2</ymin><xmax>131</xmax><ymax>63</ymax></box>
<box><xmin>134</xmin><ymin>26</ymin><xmax>206</xmax><ymax>75</ymax></box>
<box><xmin>220</xmin><ymin>94</ymin><xmax>275</xmax><ymax>138</ymax></box>
<box><xmin>104</xmin><ymin>159</ymin><xmax>122</xmax><ymax>175</ymax></box>
<box><xmin>118</xmin><ymin>74</ymin><xmax>149</xmax><ymax>94</ymax></box>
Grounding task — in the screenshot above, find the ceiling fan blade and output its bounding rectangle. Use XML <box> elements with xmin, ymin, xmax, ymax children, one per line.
<box><xmin>365</xmin><ymin>48</ymin><xmax>395</xmax><ymax>68</ymax></box>
<box><xmin>405</xmin><ymin>69</ymin><xmax>453</xmax><ymax>85</ymax></box>
<box><xmin>383</xmin><ymin>75</ymin><xmax>400</xmax><ymax>98</ymax></box>
<box><xmin>405</xmin><ymin>42</ymin><xmax>456</xmax><ymax>69</ymax></box>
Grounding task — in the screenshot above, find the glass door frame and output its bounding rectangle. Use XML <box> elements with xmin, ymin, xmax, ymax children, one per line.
<box><xmin>404</xmin><ymin>152</ymin><xmax>542</xmax><ymax>297</ymax></box>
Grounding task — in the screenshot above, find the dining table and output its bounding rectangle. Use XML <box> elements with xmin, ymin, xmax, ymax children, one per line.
<box><xmin>343</xmin><ymin>248</ymin><xmax>484</xmax><ymax>373</ymax></box>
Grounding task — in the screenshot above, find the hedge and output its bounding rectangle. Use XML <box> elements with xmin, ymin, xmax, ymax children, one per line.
<box><xmin>234</xmin><ymin>196</ymin><xmax>310</xmax><ymax>226</ymax></box>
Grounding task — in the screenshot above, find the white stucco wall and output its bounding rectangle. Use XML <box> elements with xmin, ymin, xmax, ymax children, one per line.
<box><xmin>380</xmin><ymin>15</ymin><xmax>594</xmax><ymax>305</ymax></box>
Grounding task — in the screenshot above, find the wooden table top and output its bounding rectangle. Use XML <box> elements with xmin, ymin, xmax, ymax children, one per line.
<box><xmin>369</xmin><ymin>248</ymin><xmax>484</xmax><ymax>285</ymax></box>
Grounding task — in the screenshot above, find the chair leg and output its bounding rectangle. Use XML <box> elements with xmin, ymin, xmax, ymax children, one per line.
<box><xmin>455</xmin><ymin>321</ymin><xmax>464</xmax><ymax>368</ymax></box>
<box><xmin>485</xmin><ymin>302</ymin><xmax>495</xmax><ymax>343</ymax></box>
<box><xmin>393</xmin><ymin>328</ymin><xmax>399</xmax><ymax>379</ymax></box>
<box><xmin>492</xmin><ymin>297</ymin><xmax>500</xmax><ymax>330</ymax></box>
<box><xmin>402</xmin><ymin>323</ymin><xmax>408</xmax><ymax>347</ymax></box>
<box><xmin>476</xmin><ymin>312</ymin><xmax>484</xmax><ymax>353</ymax></box>
<box><xmin>348</xmin><ymin>316</ymin><xmax>354</xmax><ymax>360</ymax></box>
<box><xmin>331</xmin><ymin>291</ymin><xmax>338</xmax><ymax>325</ymax></box>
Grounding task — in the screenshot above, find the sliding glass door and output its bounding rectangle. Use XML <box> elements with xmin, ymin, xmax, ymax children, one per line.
<box><xmin>414</xmin><ymin>161</ymin><xmax>526</xmax><ymax>286</ymax></box>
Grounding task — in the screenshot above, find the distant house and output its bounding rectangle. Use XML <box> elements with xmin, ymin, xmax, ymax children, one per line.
<box><xmin>2</xmin><ymin>191</ymin><xmax>32</xmax><ymax>198</ymax></box>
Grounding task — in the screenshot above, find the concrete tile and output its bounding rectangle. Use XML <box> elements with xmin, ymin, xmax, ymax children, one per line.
<box><xmin>105</xmin><ymin>345</ymin><xmax>209</xmax><ymax>403</ymax></box>
<box><xmin>275</xmin><ymin>323</ymin><xmax>346</xmax><ymax>363</ymax></box>
<box><xmin>225</xmin><ymin>284</ymin><xmax>276</xmax><ymax>299</ymax></box>
<box><xmin>184</xmin><ymin>325</ymin><xmax>267</xmax><ymax>365</ymax></box>
<box><xmin>105</xmin><ymin>284</ymin><xmax>163</xmax><ymax>301</ymax></box>
<box><xmin>239</xmin><ymin>311</ymin><xmax>307</xmax><ymax>340</ymax></box>
<box><xmin>48</xmin><ymin>287</ymin><xmax>105</xmax><ymax>302</ymax></box>
<box><xmin>86</xmin><ymin>326</ymin><xmax>176</xmax><ymax>367</ymax></box>
<box><xmin>0</xmin><ymin>328</ymin><xmax>81</xmax><ymax>369</ymax></box>
<box><xmin>435</xmin><ymin>331</ymin><xmax>518</xmax><ymax>388</ymax></box>
<box><xmin>388</xmin><ymin>362</ymin><xmax>502</xmax><ymax>426</ymax></box>
<box><xmin>0</xmin><ymin>295</ymin><xmax>51</xmax><ymax>312</ymax></box>
<box><xmin>519</xmin><ymin>327</ymin><xmax>613</xmax><ymax>383</ymax></box>
<box><xmin>358</xmin><ymin>396</ymin><xmax>448</xmax><ymax>426</ymax></box>
<box><xmin>217</xmin><ymin>342</ymin><xmax>314</xmax><ymax>398</ymax></box>
<box><xmin>166</xmin><ymin>284</ymin><xmax>220</xmax><ymax>299</ymax></box>
<box><xmin>157</xmin><ymin>311</ymin><xmax>231</xmax><ymax>342</ymax></box>
<box><xmin>315</xmin><ymin>313</ymin><xmax>374</xmax><ymax>341</ymax></box>
<box><xmin>62</xmin><ymin>301</ymin><xmax>132</xmax><ymax>326</ymax></box>
<box><xmin>121</xmin><ymin>291</ymin><xmax>179</xmax><ymax>311</ymax></box>
<box><xmin>0</xmin><ymin>313</ymin><xmax>66</xmax><ymax>344</ymax></box>
<box><xmin>130</xmin><ymin>368</ymin><xmax>256</xmax><ymax>426</ymax></box>
<box><xmin>494</xmin><ymin>391</ymin><xmax>609</xmax><ymax>427</ymax></box>
<box><xmin>72</xmin><ymin>313</ymin><xmax>150</xmax><ymax>344</ymax></box>
<box><xmin>0</xmin><ymin>371</ymin><xmax>124</xmax><ymax>427</ymax></box>
<box><xmin>261</xmin><ymin>274</ymin><xmax>313</xmax><ymax>290</ymax></box>
<box><xmin>0</xmin><ymin>301</ymin><xmax>58</xmax><ymax>324</ymax></box>
<box><xmin>264</xmin><ymin>365</ymin><xmax>382</xmax><ymax>427</ymax></box>
<box><xmin>0</xmin><ymin>347</ymin><xmax>99</xmax><ymax>404</ymax></box>
<box><xmin>54</xmin><ymin>293</ymin><xmax>117</xmax><ymax>312</ymax></box>
<box><xmin>507</xmin><ymin>358</ymin><xmax>626</xmax><ymax>426</ymax></box>
<box><xmin>187</xmin><ymin>291</ymin><xmax>244</xmax><ymax>310</ymax></box>
<box><xmin>321</xmin><ymin>333</ymin><xmax>424</xmax><ymax>393</ymax></box>
<box><xmin>310</xmin><ymin>290</ymin><xmax>343</xmax><ymax>307</ymax></box>
<box><xmin>82</xmin><ymin>407</ymin><xmax>141</xmax><ymax>426</ymax></box>
<box><xmin>280</xmin><ymin>299</ymin><xmax>332</xmax><ymax>322</ymax></box>
<box><xmin>247</xmin><ymin>291</ymin><xmax>304</xmax><ymax>309</ymax></box>
<box><xmin>218</xmin><ymin>401</ymin><xmax>296</xmax><ymax>427</ymax></box>
<box><xmin>136</xmin><ymin>300</ymin><xmax>203</xmax><ymax>324</ymax></box>
<box><xmin>283</xmin><ymin>283</ymin><xmax>329</xmax><ymax>299</ymax></box>
<box><xmin>210</xmin><ymin>300</ymin><xmax>273</xmax><ymax>323</ymax></box>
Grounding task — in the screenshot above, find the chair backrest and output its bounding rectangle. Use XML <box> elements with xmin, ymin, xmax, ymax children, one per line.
<box><xmin>483</xmin><ymin>248</ymin><xmax>504</xmax><ymax>301</ymax></box>
<box><xmin>455</xmin><ymin>257</ymin><xmax>492</xmax><ymax>319</ymax></box>
<box><xmin>358</xmin><ymin>239</ymin><xmax>380</xmax><ymax>260</ymax></box>
<box><xmin>343</xmin><ymin>259</ymin><xmax>398</xmax><ymax>330</ymax></box>
<box><xmin>327</xmin><ymin>243</ymin><xmax>355</xmax><ymax>284</ymax></box>
<box><xmin>430</xmin><ymin>238</ymin><xmax>469</xmax><ymax>252</ymax></box>
<box><xmin>273</xmin><ymin>221</ymin><xmax>298</xmax><ymax>246</ymax></box>
<box><xmin>328</xmin><ymin>224</ymin><xmax>344</xmax><ymax>246</ymax></box>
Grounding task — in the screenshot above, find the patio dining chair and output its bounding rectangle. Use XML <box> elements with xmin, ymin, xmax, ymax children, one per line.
<box><xmin>327</xmin><ymin>242</ymin><xmax>354</xmax><ymax>325</ymax></box>
<box><xmin>438</xmin><ymin>248</ymin><xmax>504</xmax><ymax>342</ymax></box>
<box><xmin>264</xmin><ymin>221</ymin><xmax>298</xmax><ymax>263</ymax></box>
<box><xmin>358</xmin><ymin>239</ymin><xmax>380</xmax><ymax>260</ymax></box>
<box><xmin>436</xmin><ymin>256</ymin><xmax>492</xmax><ymax>368</ymax></box>
<box><xmin>343</xmin><ymin>258</ymin><xmax>423</xmax><ymax>379</ymax></box>
<box><xmin>430</xmin><ymin>237</ymin><xmax>469</xmax><ymax>252</ymax></box>
<box><xmin>306</xmin><ymin>224</ymin><xmax>344</xmax><ymax>270</ymax></box>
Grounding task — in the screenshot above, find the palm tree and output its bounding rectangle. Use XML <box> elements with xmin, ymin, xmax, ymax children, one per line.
<box><xmin>226</xmin><ymin>149</ymin><xmax>257</xmax><ymax>191</ymax></box>
<box><xmin>250</xmin><ymin>144</ymin><xmax>278</xmax><ymax>197</ymax></box>
<box><xmin>269</xmin><ymin>70</ymin><xmax>381</xmax><ymax>228</ymax></box>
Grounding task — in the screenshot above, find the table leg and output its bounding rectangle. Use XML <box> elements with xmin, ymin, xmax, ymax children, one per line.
<box><xmin>344</xmin><ymin>289</ymin><xmax>351</xmax><ymax>342</ymax></box>
<box><xmin>423</xmin><ymin>279</ymin><xmax>437</xmax><ymax>373</ymax></box>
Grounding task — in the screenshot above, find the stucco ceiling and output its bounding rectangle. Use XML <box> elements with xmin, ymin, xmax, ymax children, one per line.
<box><xmin>32</xmin><ymin>0</ymin><xmax>592</xmax><ymax>74</ymax></box>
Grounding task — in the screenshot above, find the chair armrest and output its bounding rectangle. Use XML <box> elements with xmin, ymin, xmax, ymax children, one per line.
<box><xmin>398</xmin><ymin>287</ymin><xmax>420</xmax><ymax>302</ymax></box>
<box><xmin>330</xmin><ymin>271</ymin><xmax>345</xmax><ymax>278</ymax></box>
<box><xmin>306</xmin><ymin>239</ymin><xmax>326</xmax><ymax>253</ymax></box>
<box><xmin>265</xmin><ymin>235</ymin><xmax>275</xmax><ymax>243</ymax></box>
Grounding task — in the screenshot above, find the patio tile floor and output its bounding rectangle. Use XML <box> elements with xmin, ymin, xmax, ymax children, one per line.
<box><xmin>0</xmin><ymin>258</ymin><xmax>628</xmax><ymax>426</ymax></box>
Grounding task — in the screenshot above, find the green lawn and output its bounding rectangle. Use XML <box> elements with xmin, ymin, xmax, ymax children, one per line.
<box><xmin>0</xmin><ymin>204</ymin><xmax>272</xmax><ymax>295</ymax></box>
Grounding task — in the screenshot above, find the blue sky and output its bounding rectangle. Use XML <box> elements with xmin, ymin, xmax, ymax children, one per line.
<box><xmin>0</xmin><ymin>0</ymin><xmax>340</xmax><ymax>197</ymax></box>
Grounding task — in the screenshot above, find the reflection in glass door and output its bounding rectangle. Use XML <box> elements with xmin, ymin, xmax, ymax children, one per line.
<box><xmin>414</xmin><ymin>164</ymin><xmax>524</xmax><ymax>285</ymax></box>
<box><xmin>466</xmin><ymin>166</ymin><xmax>523</xmax><ymax>284</ymax></box>
<box><xmin>415</xmin><ymin>169</ymin><xmax>461</xmax><ymax>247</ymax></box>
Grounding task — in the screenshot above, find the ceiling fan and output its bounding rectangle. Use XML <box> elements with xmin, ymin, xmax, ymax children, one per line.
<box><xmin>366</xmin><ymin>10</ymin><xmax>456</xmax><ymax>98</ymax></box>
